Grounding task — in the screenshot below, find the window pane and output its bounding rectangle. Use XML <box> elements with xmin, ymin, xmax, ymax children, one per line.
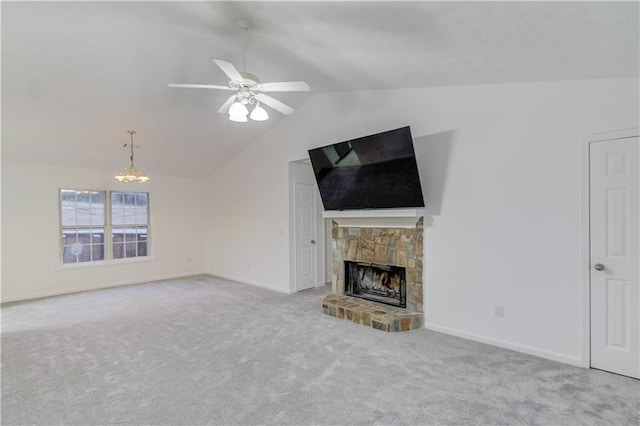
<box><xmin>77</xmin><ymin>230</ymin><xmax>92</xmax><ymax>244</ymax></box>
<box><xmin>92</xmin><ymin>230</ymin><xmax>104</xmax><ymax>243</ymax></box>
<box><xmin>125</xmin><ymin>242</ymin><xmax>137</xmax><ymax>258</ymax></box>
<box><xmin>112</xmin><ymin>228</ymin><xmax>125</xmax><ymax>243</ymax></box>
<box><xmin>75</xmin><ymin>208</ymin><xmax>92</xmax><ymax>225</ymax></box>
<box><xmin>60</xmin><ymin>191</ymin><xmax>77</xmax><ymax>226</ymax></box>
<box><xmin>61</xmin><ymin>190</ymin><xmax>76</xmax><ymax>203</ymax></box>
<box><xmin>111</xmin><ymin>192</ymin><xmax>124</xmax><ymax>206</ymax></box>
<box><xmin>91</xmin><ymin>192</ymin><xmax>104</xmax><ymax>204</ymax></box>
<box><xmin>78</xmin><ymin>244</ymin><xmax>92</xmax><ymax>263</ymax></box>
<box><xmin>77</xmin><ymin>192</ymin><xmax>91</xmax><ymax>204</ymax></box>
<box><xmin>138</xmin><ymin>227</ymin><xmax>148</xmax><ymax>240</ymax></box>
<box><xmin>91</xmin><ymin>192</ymin><xmax>105</xmax><ymax>226</ymax></box>
<box><xmin>137</xmin><ymin>242</ymin><xmax>147</xmax><ymax>257</ymax></box>
<box><xmin>113</xmin><ymin>242</ymin><xmax>125</xmax><ymax>259</ymax></box>
<box><xmin>92</xmin><ymin>244</ymin><xmax>105</xmax><ymax>261</ymax></box>
<box><xmin>90</xmin><ymin>208</ymin><xmax>103</xmax><ymax>226</ymax></box>
<box><xmin>135</xmin><ymin>193</ymin><xmax>148</xmax><ymax>207</ymax></box>
<box><xmin>112</xmin><ymin>192</ymin><xmax>125</xmax><ymax>225</ymax></box>
<box><xmin>125</xmin><ymin>230</ymin><xmax>136</xmax><ymax>242</ymax></box>
<box><xmin>62</xmin><ymin>230</ymin><xmax>77</xmax><ymax>244</ymax></box>
<box><xmin>135</xmin><ymin>208</ymin><xmax>147</xmax><ymax>225</ymax></box>
<box><xmin>62</xmin><ymin>246</ymin><xmax>77</xmax><ymax>264</ymax></box>
<box><xmin>122</xmin><ymin>206</ymin><xmax>136</xmax><ymax>225</ymax></box>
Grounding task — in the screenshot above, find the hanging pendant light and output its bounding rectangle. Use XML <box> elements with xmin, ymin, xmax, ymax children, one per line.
<box><xmin>114</xmin><ymin>130</ymin><xmax>150</xmax><ymax>183</ymax></box>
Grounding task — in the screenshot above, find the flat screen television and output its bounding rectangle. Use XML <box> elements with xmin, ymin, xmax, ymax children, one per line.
<box><xmin>308</xmin><ymin>126</ymin><xmax>424</xmax><ymax>211</ymax></box>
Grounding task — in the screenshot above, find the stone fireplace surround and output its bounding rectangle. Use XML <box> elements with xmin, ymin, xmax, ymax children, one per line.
<box><xmin>322</xmin><ymin>213</ymin><xmax>424</xmax><ymax>332</ymax></box>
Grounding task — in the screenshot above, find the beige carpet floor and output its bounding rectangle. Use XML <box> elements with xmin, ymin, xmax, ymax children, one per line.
<box><xmin>2</xmin><ymin>275</ymin><xmax>639</xmax><ymax>425</ymax></box>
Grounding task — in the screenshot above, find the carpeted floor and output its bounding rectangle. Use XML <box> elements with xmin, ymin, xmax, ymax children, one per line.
<box><xmin>2</xmin><ymin>275</ymin><xmax>639</xmax><ymax>425</ymax></box>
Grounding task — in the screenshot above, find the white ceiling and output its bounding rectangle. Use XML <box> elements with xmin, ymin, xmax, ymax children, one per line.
<box><xmin>2</xmin><ymin>1</ymin><xmax>638</xmax><ymax>179</ymax></box>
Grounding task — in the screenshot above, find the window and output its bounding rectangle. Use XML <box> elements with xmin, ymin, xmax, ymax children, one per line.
<box><xmin>60</xmin><ymin>189</ymin><xmax>149</xmax><ymax>264</ymax></box>
<box><xmin>60</xmin><ymin>190</ymin><xmax>106</xmax><ymax>264</ymax></box>
<box><xmin>111</xmin><ymin>192</ymin><xmax>148</xmax><ymax>259</ymax></box>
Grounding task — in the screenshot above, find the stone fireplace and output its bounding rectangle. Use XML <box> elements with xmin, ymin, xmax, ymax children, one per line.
<box><xmin>322</xmin><ymin>212</ymin><xmax>424</xmax><ymax>332</ymax></box>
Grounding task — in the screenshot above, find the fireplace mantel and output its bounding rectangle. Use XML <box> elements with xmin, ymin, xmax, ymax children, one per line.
<box><xmin>322</xmin><ymin>208</ymin><xmax>426</xmax><ymax>228</ymax></box>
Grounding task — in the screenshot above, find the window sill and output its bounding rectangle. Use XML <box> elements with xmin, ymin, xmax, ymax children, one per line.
<box><xmin>57</xmin><ymin>256</ymin><xmax>156</xmax><ymax>271</ymax></box>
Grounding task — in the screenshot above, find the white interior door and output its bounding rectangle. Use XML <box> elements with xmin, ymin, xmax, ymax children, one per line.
<box><xmin>295</xmin><ymin>180</ymin><xmax>317</xmax><ymax>291</ymax></box>
<box><xmin>590</xmin><ymin>136</ymin><xmax>639</xmax><ymax>379</ymax></box>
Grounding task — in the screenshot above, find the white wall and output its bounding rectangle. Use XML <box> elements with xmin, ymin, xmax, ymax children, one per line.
<box><xmin>1</xmin><ymin>161</ymin><xmax>207</xmax><ymax>302</ymax></box>
<box><xmin>205</xmin><ymin>78</ymin><xmax>639</xmax><ymax>365</ymax></box>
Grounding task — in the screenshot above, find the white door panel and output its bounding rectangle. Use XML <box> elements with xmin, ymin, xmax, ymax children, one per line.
<box><xmin>295</xmin><ymin>181</ymin><xmax>317</xmax><ymax>291</ymax></box>
<box><xmin>590</xmin><ymin>137</ymin><xmax>639</xmax><ymax>378</ymax></box>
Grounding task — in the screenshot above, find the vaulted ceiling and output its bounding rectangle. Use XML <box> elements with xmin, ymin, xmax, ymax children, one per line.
<box><xmin>2</xmin><ymin>1</ymin><xmax>638</xmax><ymax>178</ymax></box>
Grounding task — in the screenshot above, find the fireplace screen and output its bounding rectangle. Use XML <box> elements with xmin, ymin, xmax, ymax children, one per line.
<box><xmin>344</xmin><ymin>261</ymin><xmax>406</xmax><ymax>308</ymax></box>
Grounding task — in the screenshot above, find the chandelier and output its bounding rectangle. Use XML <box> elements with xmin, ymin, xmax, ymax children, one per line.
<box><xmin>114</xmin><ymin>130</ymin><xmax>150</xmax><ymax>183</ymax></box>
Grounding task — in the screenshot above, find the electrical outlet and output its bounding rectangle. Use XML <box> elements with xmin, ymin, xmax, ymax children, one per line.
<box><xmin>494</xmin><ymin>305</ymin><xmax>504</xmax><ymax>318</ymax></box>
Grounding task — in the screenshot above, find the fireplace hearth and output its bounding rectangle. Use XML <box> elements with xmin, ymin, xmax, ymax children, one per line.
<box><xmin>345</xmin><ymin>261</ymin><xmax>406</xmax><ymax>308</ymax></box>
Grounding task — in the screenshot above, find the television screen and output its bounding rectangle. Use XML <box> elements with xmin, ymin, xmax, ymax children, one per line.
<box><xmin>308</xmin><ymin>126</ymin><xmax>425</xmax><ymax>210</ymax></box>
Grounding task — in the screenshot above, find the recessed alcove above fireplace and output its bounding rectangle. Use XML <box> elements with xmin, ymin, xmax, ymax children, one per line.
<box><xmin>322</xmin><ymin>215</ymin><xmax>424</xmax><ymax>332</ymax></box>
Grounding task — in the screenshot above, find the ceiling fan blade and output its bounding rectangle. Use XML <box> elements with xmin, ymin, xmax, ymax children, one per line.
<box><xmin>167</xmin><ymin>83</ymin><xmax>233</xmax><ymax>90</ymax></box>
<box><xmin>212</xmin><ymin>58</ymin><xmax>243</xmax><ymax>82</ymax></box>
<box><xmin>260</xmin><ymin>81</ymin><xmax>311</xmax><ymax>92</ymax></box>
<box><xmin>218</xmin><ymin>95</ymin><xmax>237</xmax><ymax>114</ymax></box>
<box><xmin>256</xmin><ymin>93</ymin><xmax>295</xmax><ymax>115</ymax></box>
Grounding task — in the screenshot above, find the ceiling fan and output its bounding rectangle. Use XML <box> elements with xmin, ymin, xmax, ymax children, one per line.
<box><xmin>168</xmin><ymin>20</ymin><xmax>311</xmax><ymax>122</ymax></box>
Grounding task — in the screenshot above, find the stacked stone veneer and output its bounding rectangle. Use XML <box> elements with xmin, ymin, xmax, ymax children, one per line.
<box><xmin>323</xmin><ymin>218</ymin><xmax>424</xmax><ymax>332</ymax></box>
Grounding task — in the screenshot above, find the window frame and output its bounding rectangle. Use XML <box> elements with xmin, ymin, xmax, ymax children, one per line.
<box><xmin>59</xmin><ymin>188</ymin><xmax>151</xmax><ymax>266</ymax></box>
<box><xmin>59</xmin><ymin>189</ymin><xmax>107</xmax><ymax>264</ymax></box>
<box><xmin>110</xmin><ymin>191</ymin><xmax>150</xmax><ymax>260</ymax></box>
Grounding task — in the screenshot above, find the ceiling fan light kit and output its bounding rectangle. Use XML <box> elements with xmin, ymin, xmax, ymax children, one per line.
<box><xmin>228</xmin><ymin>100</ymin><xmax>249</xmax><ymax>122</ymax></box>
<box><xmin>168</xmin><ymin>19</ymin><xmax>310</xmax><ymax>123</ymax></box>
<box><xmin>229</xmin><ymin>109</ymin><xmax>248</xmax><ymax>122</ymax></box>
<box><xmin>249</xmin><ymin>103</ymin><xmax>269</xmax><ymax>121</ymax></box>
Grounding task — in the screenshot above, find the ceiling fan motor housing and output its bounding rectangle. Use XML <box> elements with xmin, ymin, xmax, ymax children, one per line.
<box><xmin>231</xmin><ymin>72</ymin><xmax>260</xmax><ymax>89</ymax></box>
<box><xmin>232</xmin><ymin>72</ymin><xmax>262</xmax><ymax>105</ymax></box>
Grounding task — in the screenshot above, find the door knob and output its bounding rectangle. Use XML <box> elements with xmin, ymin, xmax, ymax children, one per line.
<box><xmin>311</xmin><ymin>240</ymin><xmax>316</xmax><ymax>244</ymax></box>
<box><xmin>594</xmin><ymin>263</ymin><xmax>605</xmax><ymax>271</ymax></box>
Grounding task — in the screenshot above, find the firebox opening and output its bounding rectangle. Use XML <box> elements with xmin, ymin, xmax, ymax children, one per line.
<box><xmin>344</xmin><ymin>261</ymin><xmax>406</xmax><ymax>308</ymax></box>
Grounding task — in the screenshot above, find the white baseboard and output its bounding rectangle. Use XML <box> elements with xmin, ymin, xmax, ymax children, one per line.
<box><xmin>1</xmin><ymin>271</ymin><xmax>207</xmax><ymax>304</ymax></box>
<box><xmin>205</xmin><ymin>273</ymin><xmax>296</xmax><ymax>294</ymax></box>
<box><xmin>424</xmin><ymin>323</ymin><xmax>583</xmax><ymax>367</ymax></box>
